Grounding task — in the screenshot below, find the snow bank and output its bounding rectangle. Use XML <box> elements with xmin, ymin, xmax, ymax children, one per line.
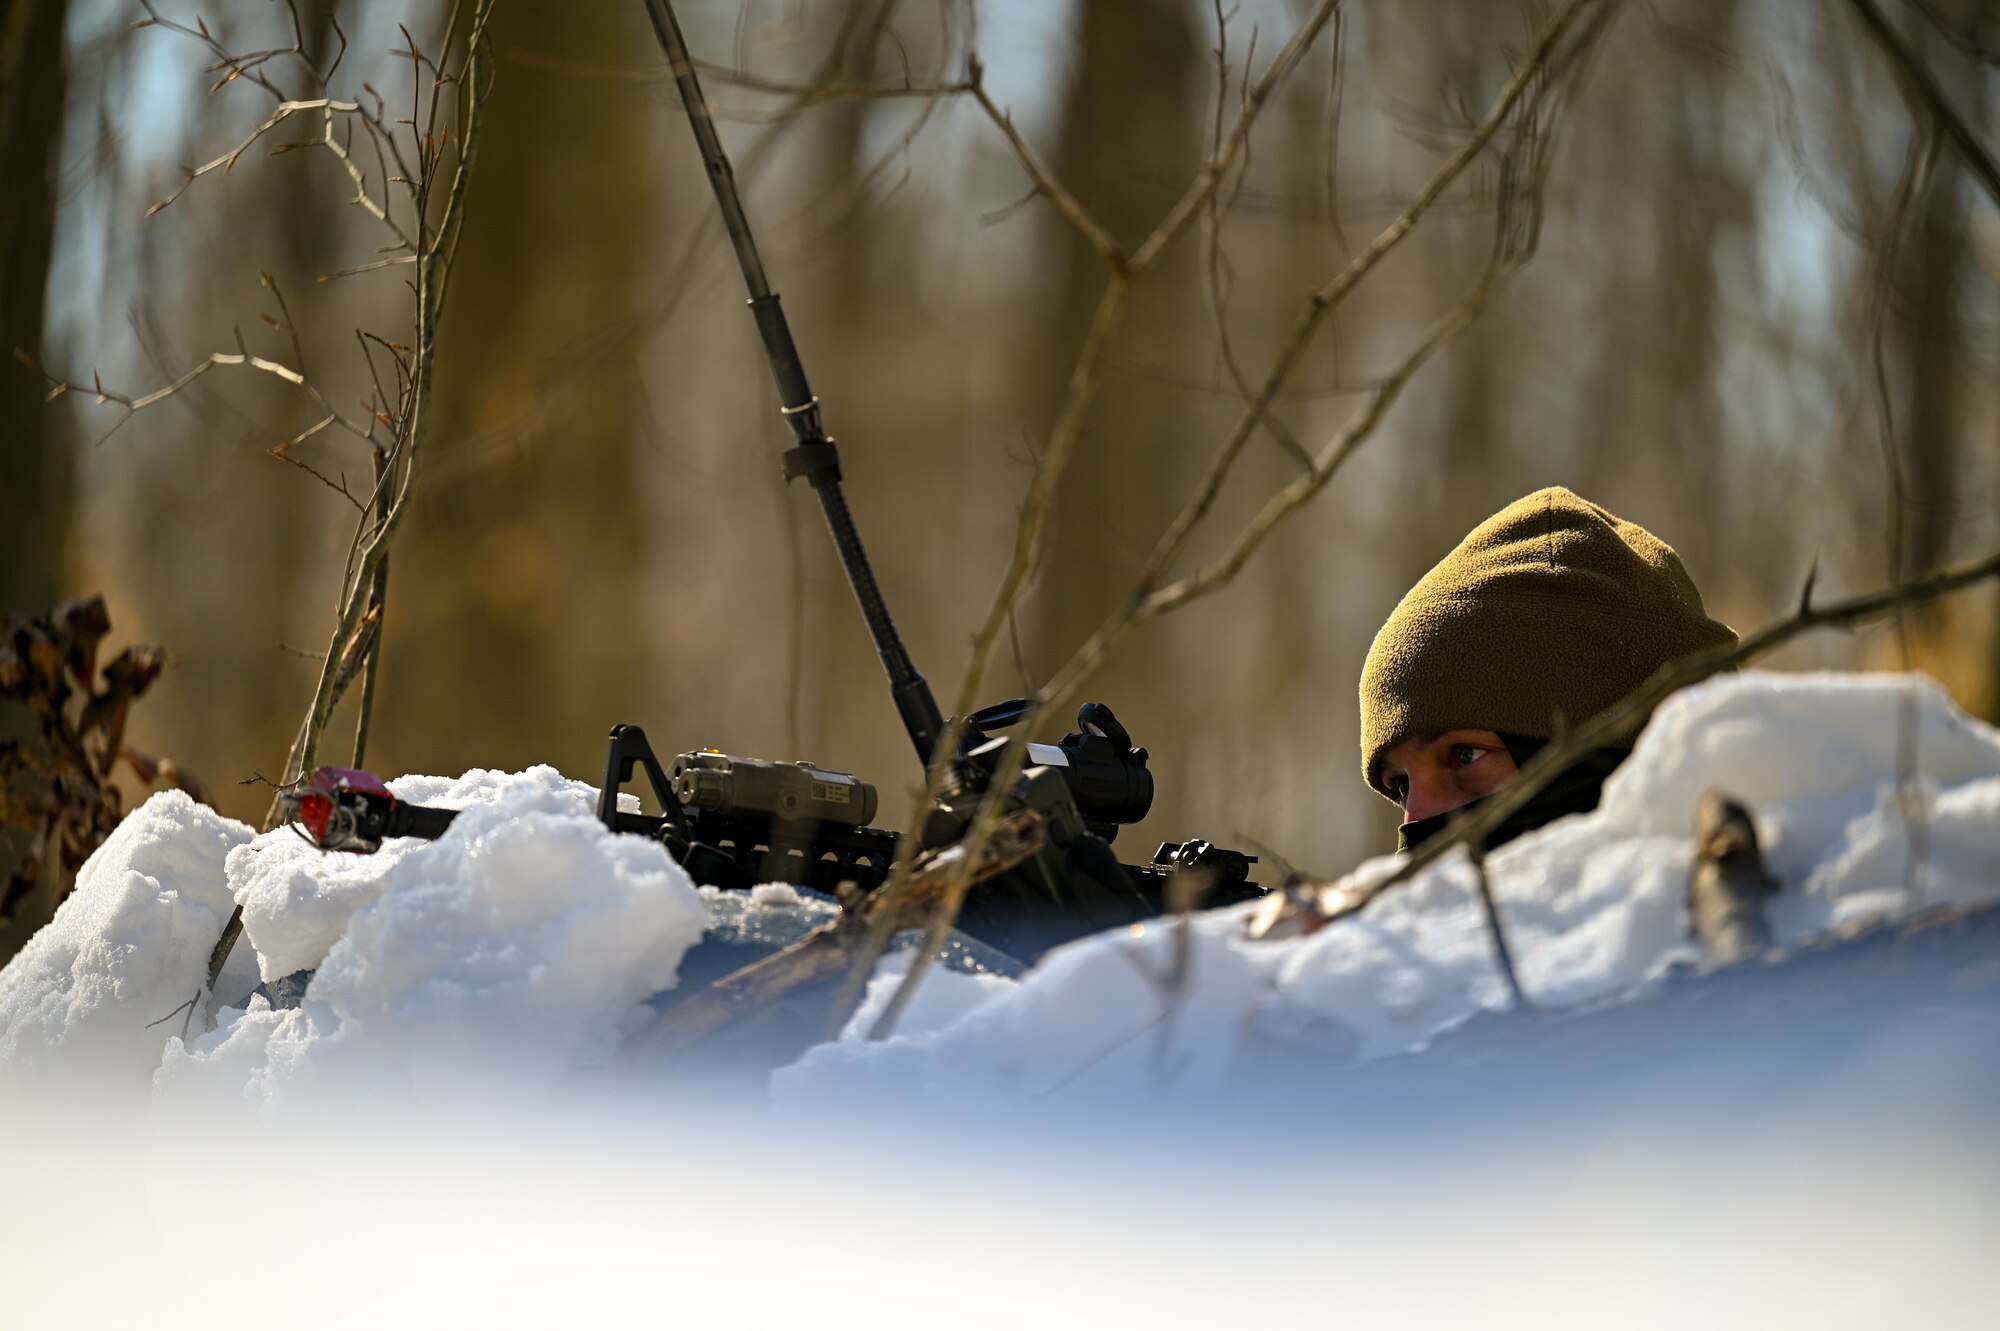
<box><xmin>226</xmin><ymin>766</ymin><xmax>623</xmax><ymax>981</ymax></box>
<box><xmin>0</xmin><ymin>791</ymin><xmax>251</xmax><ymax>1089</ymax></box>
<box><xmin>5</xmin><ymin>670</ymin><xmax>1993</xmax><ymax>1118</ymax></box>
<box><xmin>775</xmin><ymin>671</ymin><xmax>2000</xmax><ymax>1108</ymax></box>
<box><xmin>156</xmin><ymin>767</ymin><xmax>708</xmax><ymax>1113</ymax></box>
<box><xmin>4</xmin><ymin>673</ymin><xmax>1997</xmax><ymax>1329</ymax></box>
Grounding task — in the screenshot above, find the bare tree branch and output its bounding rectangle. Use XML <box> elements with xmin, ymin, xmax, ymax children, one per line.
<box><xmin>1143</xmin><ymin>0</ymin><xmax>1609</xmax><ymax>601</ymax></box>
<box><xmin>1845</xmin><ymin>0</ymin><xmax>2000</xmax><ymax>212</ymax></box>
<box><xmin>133</xmin><ymin>0</ymin><xmax>312</xmax><ymax>105</ymax></box>
<box><xmin>1128</xmin><ymin>0</ymin><xmax>1341</xmax><ymax>275</ymax></box>
<box><xmin>167</xmin><ymin>0</ymin><xmax>499</xmax><ymax>988</ymax></box>
<box><xmin>1038</xmin><ymin>0</ymin><xmax>1611</xmax><ymax>716</ymax></box>
<box><xmin>504</xmin><ymin>45</ymin><xmax>974</xmax><ymax>111</ymax></box>
<box><xmin>858</xmin><ymin>0</ymin><xmax>1610</xmax><ymax>1033</ymax></box>
<box><xmin>966</xmin><ymin>56</ymin><xmax>1128</xmax><ymax>272</ymax></box>
<box><xmin>1898</xmin><ymin>0</ymin><xmax>2000</xmax><ymax>65</ymax></box>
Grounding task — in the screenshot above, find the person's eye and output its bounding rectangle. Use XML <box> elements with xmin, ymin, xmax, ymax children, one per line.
<box><xmin>1386</xmin><ymin>774</ymin><xmax>1409</xmax><ymax>800</ymax></box>
<box><xmin>1451</xmin><ymin>744</ymin><xmax>1488</xmax><ymax>768</ymax></box>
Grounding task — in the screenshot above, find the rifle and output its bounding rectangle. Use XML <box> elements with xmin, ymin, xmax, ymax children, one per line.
<box><xmin>272</xmin><ymin>0</ymin><xmax>1262</xmax><ymax>969</ymax></box>
<box><xmin>286</xmin><ymin>699</ymin><xmax>1259</xmax><ymax>964</ymax></box>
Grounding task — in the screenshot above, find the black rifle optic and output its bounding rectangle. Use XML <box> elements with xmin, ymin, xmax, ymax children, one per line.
<box><xmin>275</xmin><ymin>0</ymin><xmax>1263</xmax><ymax>967</ymax></box>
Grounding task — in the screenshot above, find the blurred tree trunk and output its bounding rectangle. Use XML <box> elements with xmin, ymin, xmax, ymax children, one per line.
<box><xmin>1566</xmin><ymin>11</ymin><xmax>1742</xmax><ymax>592</ymax></box>
<box><xmin>1891</xmin><ymin>8</ymin><xmax>1994</xmax><ymax>717</ymax></box>
<box><xmin>1901</xmin><ymin>129</ymin><xmax>1968</xmax><ymax>671</ymax></box>
<box><xmin>1030</xmin><ymin>0</ymin><xmax>1205</xmax><ymax>704</ymax></box>
<box><xmin>1432</xmin><ymin>9</ymin><xmax>1513</xmax><ymax>531</ymax></box>
<box><xmin>1650</xmin><ymin>31</ymin><xmax>1747</xmax><ymax>593</ymax></box>
<box><xmin>1379</xmin><ymin>2</ymin><xmax>1523</xmax><ymax>686</ymax></box>
<box><xmin>1259</xmin><ymin>17</ymin><xmax>1336</xmax><ymax>741</ymax></box>
<box><xmin>1571</xmin><ymin>53</ymin><xmax>1645</xmax><ymax>512</ymax></box>
<box><xmin>0</xmin><ymin>0</ymin><xmax>70</xmax><ymax>618</ymax></box>
<box><xmin>1983</xmin><ymin>60</ymin><xmax>2000</xmax><ymax>722</ymax></box>
<box><xmin>383</xmin><ymin>1</ymin><xmax>655</xmax><ymax>783</ymax></box>
<box><xmin>0</xmin><ymin>0</ymin><xmax>69</xmax><ymax>963</ymax></box>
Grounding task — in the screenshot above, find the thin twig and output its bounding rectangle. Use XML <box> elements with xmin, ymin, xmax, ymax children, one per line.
<box><xmin>272</xmin><ymin>0</ymin><xmax>498</xmax><ymax>814</ymax></box>
<box><xmin>1129</xmin><ymin>0</ymin><xmax>1343</xmax><ymax>275</ymax></box>
<box><xmin>134</xmin><ymin>0</ymin><xmax>304</xmax><ymax>105</ymax></box>
<box><xmin>1469</xmin><ymin>848</ymin><xmax>1528</xmax><ymax>1008</ymax></box>
<box><xmin>966</xmin><ymin>56</ymin><xmax>1128</xmax><ymax>272</ymax></box>
<box><xmin>30</xmin><ymin>350</ymin><xmax>308</xmax><ymax>447</ymax></box>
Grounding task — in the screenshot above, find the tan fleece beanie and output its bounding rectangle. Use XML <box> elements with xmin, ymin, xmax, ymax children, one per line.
<box><xmin>1359</xmin><ymin>487</ymin><xmax>1736</xmax><ymax>801</ymax></box>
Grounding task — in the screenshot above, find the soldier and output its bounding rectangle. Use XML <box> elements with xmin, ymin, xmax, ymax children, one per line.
<box><xmin>1359</xmin><ymin>486</ymin><xmax>1736</xmax><ymax>851</ymax></box>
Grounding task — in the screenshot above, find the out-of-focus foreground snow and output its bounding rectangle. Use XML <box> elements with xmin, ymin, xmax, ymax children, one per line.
<box><xmin>3</xmin><ymin>671</ymin><xmax>1999</xmax><ymax>1329</ymax></box>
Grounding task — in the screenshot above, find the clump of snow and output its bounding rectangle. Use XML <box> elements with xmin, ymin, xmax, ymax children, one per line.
<box><xmin>776</xmin><ymin>671</ymin><xmax>2000</xmax><ymax>1108</ymax></box>
<box><xmin>0</xmin><ymin>790</ymin><xmax>252</xmax><ymax>1089</ymax></box>
<box><xmin>158</xmin><ymin>767</ymin><xmax>708</xmax><ymax>1114</ymax></box>
<box><xmin>748</xmin><ymin>882</ymin><xmax>803</xmax><ymax>908</ymax></box>
<box><xmin>227</xmin><ymin>765</ymin><xmax>622</xmax><ymax>981</ymax></box>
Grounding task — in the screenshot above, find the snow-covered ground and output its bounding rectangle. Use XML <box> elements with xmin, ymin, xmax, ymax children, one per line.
<box><xmin>10</xmin><ymin>669</ymin><xmax>1998</xmax><ymax>1110</ymax></box>
<box><xmin>783</xmin><ymin>669</ymin><xmax>2000</xmax><ymax>1110</ymax></box>
<box><xmin>3</xmin><ymin>671</ymin><xmax>1998</xmax><ymax>1329</ymax></box>
<box><xmin>0</xmin><ymin>787</ymin><xmax>243</xmax><ymax>1090</ymax></box>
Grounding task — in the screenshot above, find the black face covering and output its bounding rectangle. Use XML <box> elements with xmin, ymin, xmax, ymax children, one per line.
<box><xmin>1395</xmin><ymin>737</ymin><xmax>1629</xmax><ymax>855</ymax></box>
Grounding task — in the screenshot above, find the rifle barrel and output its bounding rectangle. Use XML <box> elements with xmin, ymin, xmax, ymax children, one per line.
<box><xmin>641</xmin><ymin>0</ymin><xmax>945</xmax><ymax>765</ymax></box>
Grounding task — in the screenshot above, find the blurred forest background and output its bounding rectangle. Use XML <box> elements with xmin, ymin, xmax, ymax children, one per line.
<box><xmin>3</xmin><ymin>0</ymin><xmax>1998</xmax><ymax>950</ymax></box>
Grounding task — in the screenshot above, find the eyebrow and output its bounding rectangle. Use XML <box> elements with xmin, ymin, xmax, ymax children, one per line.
<box><xmin>1423</xmin><ymin>729</ymin><xmax>1501</xmax><ymax>747</ymax></box>
<box><xmin>1386</xmin><ymin>732</ymin><xmax>1446</xmax><ymax>768</ymax></box>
